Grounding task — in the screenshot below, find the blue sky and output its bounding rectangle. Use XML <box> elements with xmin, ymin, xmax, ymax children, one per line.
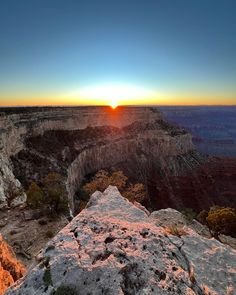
<box><xmin>0</xmin><ymin>0</ymin><xmax>235</xmax><ymax>105</ymax></box>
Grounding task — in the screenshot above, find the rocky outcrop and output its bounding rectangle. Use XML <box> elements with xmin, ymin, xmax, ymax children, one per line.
<box><xmin>6</xmin><ymin>186</ymin><xmax>236</xmax><ymax>294</ymax></box>
<box><xmin>0</xmin><ymin>234</ymin><xmax>25</xmax><ymax>295</ymax></box>
<box><xmin>0</xmin><ymin>152</ymin><xmax>26</xmax><ymax>209</ymax></box>
<box><xmin>150</xmin><ymin>208</ymin><xmax>212</xmax><ymax>238</ymax></box>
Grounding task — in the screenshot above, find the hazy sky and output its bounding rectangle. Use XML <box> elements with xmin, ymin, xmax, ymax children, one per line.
<box><xmin>0</xmin><ymin>0</ymin><xmax>236</xmax><ymax>106</ymax></box>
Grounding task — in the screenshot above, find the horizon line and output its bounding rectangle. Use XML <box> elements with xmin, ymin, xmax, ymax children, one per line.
<box><xmin>0</xmin><ymin>104</ymin><xmax>236</xmax><ymax>108</ymax></box>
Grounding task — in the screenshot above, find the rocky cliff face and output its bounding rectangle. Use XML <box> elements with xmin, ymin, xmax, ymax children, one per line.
<box><xmin>1</xmin><ymin>106</ymin><xmax>235</xmax><ymax>213</ymax></box>
<box><xmin>0</xmin><ymin>234</ymin><xmax>25</xmax><ymax>295</ymax></box>
<box><xmin>6</xmin><ymin>186</ymin><xmax>236</xmax><ymax>295</ymax></box>
<box><xmin>0</xmin><ymin>106</ymin><xmax>200</xmax><ymax>212</ymax></box>
<box><xmin>0</xmin><ymin>153</ymin><xmax>26</xmax><ymax>209</ymax></box>
<box><xmin>0</xmin><ymin>106</ymin><xmax>157</xmax><ymax>208</ymax></box>
<box><xmin>0</xmin><ymin>107</ymin><xmax>159</xmax><ymax>156</ymax></box>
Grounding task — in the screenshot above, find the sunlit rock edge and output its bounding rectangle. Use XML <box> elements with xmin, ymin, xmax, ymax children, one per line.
<box><xmin>5</xmin><ymin>186</ymin><xmax>236</xmax><ymax>295</ymax></box>
<box><xmin>0</xmin><ymin>235</ymin><xmax>25</xmax><ymax>295</ymax></box>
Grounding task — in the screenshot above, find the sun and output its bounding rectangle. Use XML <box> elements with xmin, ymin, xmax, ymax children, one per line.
<box><xmin>68</xmin><ymin>83</ymin><xmax>157</xmax><ymax>106</ymax></box>
<box><xmin>110</xmin><ymin>100</ymin><xmax>118</xmax><ymax>109</ymax></box>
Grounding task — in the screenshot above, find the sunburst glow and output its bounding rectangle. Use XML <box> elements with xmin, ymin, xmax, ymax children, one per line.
<box><xmin>69</xmin><ymin>83</ymin><xmax>156</xmax><ymax>106</ymax></box>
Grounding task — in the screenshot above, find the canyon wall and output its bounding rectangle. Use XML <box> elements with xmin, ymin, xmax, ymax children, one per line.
<box><xmin>0</xmin><ymin>107</ymin><xmax>199</xmax><ymax>212</ymax></box>
<box><xmin>0</xmin><ymin>107</ymin><xmax>158</xmax><ymax>156</ymax></box>
<box><xmin>1</xmin><ymin>106</ymin><xmax>235</xmax><ymax>213</ymax></box>
<box><xmin>0</xmin><ymin>107</ymin><xmax>161</xmax><ymax>208</ymax></box>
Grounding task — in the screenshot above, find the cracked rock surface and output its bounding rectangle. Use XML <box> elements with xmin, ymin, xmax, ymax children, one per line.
<box><xmin>6</xmin><ymin>186</ymin><xmax>236</xmax><ymax>295</ymax></box>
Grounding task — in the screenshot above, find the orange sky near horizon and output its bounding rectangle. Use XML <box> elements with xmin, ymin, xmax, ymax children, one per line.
<box><xmin>0</xmin><ymin>94</ymin><xmax>235</xmax><ymax>107</ymax></box>
<box><xmin>0</xmin><ymin>84</ymin><xmax>235</xmax><ymax>107</ymax></box>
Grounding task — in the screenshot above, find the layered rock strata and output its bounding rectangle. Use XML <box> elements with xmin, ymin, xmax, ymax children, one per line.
<box><xmin>0</xmin><ymin>107</ymin><xmax>199</xmax><ymax>211</ymax></box>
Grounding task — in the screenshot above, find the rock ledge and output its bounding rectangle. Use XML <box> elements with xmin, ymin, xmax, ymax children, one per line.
<box><xmin>6</xmin><ymin>186</ymin><xmax>236</xmax><ymax>295</ymax></box>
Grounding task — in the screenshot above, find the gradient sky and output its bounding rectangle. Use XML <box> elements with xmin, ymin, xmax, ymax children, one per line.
<box><xmin>0</xmin><ymin>0</ymin><xmax>236</xmax><ymax>106</ymax></box>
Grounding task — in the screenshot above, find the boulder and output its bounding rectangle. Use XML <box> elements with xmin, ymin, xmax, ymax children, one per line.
<box><xmin>5</xmin><ymin>186</ymin><xmax>236</xmax><ymax>295</ymax></box>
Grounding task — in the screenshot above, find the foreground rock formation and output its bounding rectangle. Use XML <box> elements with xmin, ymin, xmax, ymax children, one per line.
<box><xmin>0</xmin><ymin>235</ymin><xmax>25</xmax><ymax>295</ymax></box>
<box><xmin>6</xmin><ymin>186</ymin><xmax>236</xmax><ymax>295</ymax></box>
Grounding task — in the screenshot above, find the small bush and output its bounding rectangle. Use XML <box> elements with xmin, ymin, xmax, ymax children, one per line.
<box><xmin>122</xmin><ymin>183</ymin><xmax>147</xmax><ymax>203</ymax></box>
<box><xmin>27</xmin><ymin>182</ymin><xmax>45</xmax><ymax>209</ymax></box>
<box><xmin>167</xmin><ymin>225</ymin><xmax>187</xmax><ymax>237</ymax></box>
<box><xmin>82</xmin><ymin>169</ymin><xmax>147</xmax><ymax>204</ymax></box>
<box><xmin>206</xmin><ymin>207</ymin><xmax>236</xmax><ymax>236</ymax></box>
<box><xmin>44</xmin><ymin>173</ymin><xmax>69</xmax><ymax>214</ymax></box>
<box><xmin>197</xmin><ymin>210</ymin><xmax>209</xmax><ymax>225</ymax></box>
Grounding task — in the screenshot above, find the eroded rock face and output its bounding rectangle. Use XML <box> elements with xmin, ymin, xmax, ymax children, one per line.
<box><xmin>0</xmin><ymin>106</ymin><xmax>199</xmax><ymax>212</ymax></box>
<box><xmin>0</xmin><ymin>234</ymin><xmax>25</xmax><ymax>295</ymax></box>
<box><xmin>0</xmin><ymin>153</ymin><xmax>26</xmax><ymax>209</ymax></box>
<box><xmin>6</xmin><ymin>186</ymin><xmax>236</xmax><ymax>295</ymax></box>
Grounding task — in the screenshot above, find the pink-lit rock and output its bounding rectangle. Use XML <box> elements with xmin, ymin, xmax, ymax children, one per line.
<box><xmin>5</xmin><ymin>186</ymin><xmax>236</xmax><ymax>294</ymax></box>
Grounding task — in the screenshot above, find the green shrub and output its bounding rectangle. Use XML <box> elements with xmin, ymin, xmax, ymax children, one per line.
<box><xmin>26</xmin><ymin>182</ymin><xmax>45</xmax><ymax>209</ymax></box>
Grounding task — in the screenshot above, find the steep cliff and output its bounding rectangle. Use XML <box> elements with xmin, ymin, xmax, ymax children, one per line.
<box><xmin>5</xmin><ymin>186</ymin><xmax>236</xmax><ymax>295</ymax></box>
<box><xmin>1</xmin><ymin>106</ymin><xmax>235</xmax><ymax>213</ymax></box>
<box><xmin>0</xmin><ymin>106</ymin><xmax>200</xmax><ymax>212</ymax></box>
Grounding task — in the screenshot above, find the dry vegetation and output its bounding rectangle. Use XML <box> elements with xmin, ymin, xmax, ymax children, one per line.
<box><xmin>76</xmin><ymin>170</ymin><xmax>147</xmax><ymax>213</ymax></box>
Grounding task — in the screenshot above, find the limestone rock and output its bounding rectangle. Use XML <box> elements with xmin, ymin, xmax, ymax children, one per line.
<box><xmin>6</xmin><ymin>186</ymin><xmax>236</xmax><ymax>295</ymax></box>
<box><xmin>0</xmin><ymin>153</ymin><xmax>26</xmax><ymax>209</ymax></box>
<box><xmin>219</xmin><ymin>234</ymin><xmax>236</xmax><ymax>250</ymax></box>
<box><xmin>150</xmin><ymin>208</ymin><xmax>211</xmax><ymax>238</ymax></box>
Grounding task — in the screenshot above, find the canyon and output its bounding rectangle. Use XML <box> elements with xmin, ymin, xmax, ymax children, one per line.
<box><xmin>0</xmin><ymin>106</ymin><xmax>235</xmax><ymax>213</ymax></box>
<box><xmin>0</xmin><ymin>106</ymin><xmax>199</xmax><ymax>212</ymax></box>
<box><xmin>0</xmin><ymin>106</ymin><xmax>236</xmax><ymax>294</ymax></box>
